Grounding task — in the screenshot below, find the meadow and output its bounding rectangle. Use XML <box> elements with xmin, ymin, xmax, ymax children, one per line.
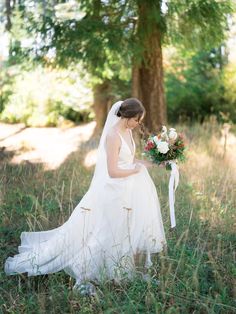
<box><xmin>0</xmin><ymin>121</ymin><xmax>235</xmax><ymax>313</ymax></box>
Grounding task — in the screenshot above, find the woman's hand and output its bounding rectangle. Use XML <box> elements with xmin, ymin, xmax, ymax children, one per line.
<box><xmin>142</xmin><ymin>160</ymin><xmax>154</xmax><ymax>168</ymax></box>
<box><xmin>134</xmin><ymin>158</ymin><xmax>154</xmax><ymax>168</ymax></box>
<box><xmin>134</xmin><ymin>163</ymin><xmax>142</xmax><ymax>173</ymax></box>
<box><xmin>158</xmin><ymin>161</ymin><xmax>167</xmax><ymax>168</ymax></box>
<box><xmin>134</xmin><ymin>158</ymin><xmax>153</xmax><ymax>168</ymax></box>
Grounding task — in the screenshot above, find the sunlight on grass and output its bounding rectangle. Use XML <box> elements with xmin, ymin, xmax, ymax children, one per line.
<box><xmin>0</xmin><ymin>122</ymin><xmax>235</xmax><ymax>313</ymax></box>
<box><xmin>84</xmin><ymin>148</ymin><xmax>98</xmax><ymax>168</ymax></box>
<box><xmin>180</xmin><ymin>125</ymin><xmax>236</xmax><ymax>233</ymax></box>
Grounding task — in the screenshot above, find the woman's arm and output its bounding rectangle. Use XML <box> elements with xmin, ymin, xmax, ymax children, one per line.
<box><xmin>106</xmin><ymin>132</ymin><xmax>141</xmax><ymax>178</ymax></box>
<box><xmin>134</xmin><ymin>158</ymin><xmax>166</xmax><ymax>168</ymax></box>
<box><xmin>134</xmin><ymin>157</ymin><xmax>154</xmax><ymax>168</ymax></box>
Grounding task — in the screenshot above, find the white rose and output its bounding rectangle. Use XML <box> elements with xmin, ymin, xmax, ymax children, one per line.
<box><xmin>157</xmin><ymin>141</ymin><xmax>169</xmax><ymax>154</ymax></box>
<box><xmin>169</xmin><ymin>129</ymin><xmax>177</xmax><ymax>141</ymax></box>
<box><xmin>161</xmin><ymin>126</ymin><xmax>169</xmax><ymax>140</ymax></box>
<box><xmin>162</xmin><ymin>125</ymin><xmax>167</xmax><ymax>133</ymax></box>
<box><xmin>153</xmin><ymin>136</ymin><xmax>161</xmax><ymax>145</ymax></box>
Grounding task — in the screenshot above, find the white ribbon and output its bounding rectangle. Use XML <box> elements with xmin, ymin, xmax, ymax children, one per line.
<box><xmin>168</xmin><ymin>161</ymin><xmax>179</xmax><ymax>228</ymax></box>
<box><xmin>145</xmin><ymin>251</ymin><xmax>153</xmax><ymax>269</ymax></box>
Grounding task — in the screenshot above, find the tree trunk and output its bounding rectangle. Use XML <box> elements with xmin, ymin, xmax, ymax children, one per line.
<box><xmin>5</xmin><ymin>0</ymin><xmax>12</xmax><ymax>31</ymax></box>
<box><xmin>131</xmin><ymin>65</ymin><xmax>141</xmax><ymax>99</ymax></box>
<box><xmin>91</xmin><ymin>0</ymin><xmax>112</xmax><ymax>134</ymax></box>
<box><xmin>93</xmin><ymin>81</ymin><xmax>111</xmax><ymax>134</ymax></box>
<box><xmin>132</xmin><ymin>1</ymin><xmax>167</xmax><ymax>132</ymax></box>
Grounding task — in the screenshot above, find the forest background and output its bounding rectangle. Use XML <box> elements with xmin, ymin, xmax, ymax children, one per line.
<box><xmin>0</xmin><ymin>0</ymin><xmax>236</xmax><ymax>130</ymax></box>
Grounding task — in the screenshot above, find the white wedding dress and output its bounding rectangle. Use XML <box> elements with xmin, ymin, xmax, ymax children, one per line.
<box><xmin>4</xmin><ymin>101</ymin><xmax>167</xmax><ymax>285</ymax></box>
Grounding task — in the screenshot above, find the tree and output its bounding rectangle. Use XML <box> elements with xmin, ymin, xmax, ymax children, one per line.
<box><xmin>3</xmin><ymin>0</ymin><xmax>234</xmax><ymax>131</ymax></box>
<box><xmin>132</xmin><ymin>0</ymin><xmax>166</xmax><ymax>131</ymax></box>
<box><xmin>52</xmin><ymin>0</ymin><xmax>234</xmax><ymax>130</ymax></box>
<box><xmin>131</xmin><ymin>0</ymin><xmax>233</xmax><ymax>130</ymax></box>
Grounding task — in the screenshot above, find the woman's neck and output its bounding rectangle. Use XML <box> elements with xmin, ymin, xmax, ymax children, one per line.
<box><xmin>115</xmin><ymin>119</ymin><xmax>129</xmax><ymax>133</ymax></box>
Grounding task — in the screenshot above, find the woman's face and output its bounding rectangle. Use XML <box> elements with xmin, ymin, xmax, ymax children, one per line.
<box><xmin>126</xmin><ymin>114</ymin><xmax>144</xmax><ymax>129</ymax></box>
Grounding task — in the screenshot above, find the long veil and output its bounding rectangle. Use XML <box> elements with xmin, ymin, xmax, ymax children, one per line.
<box><xmin>89</xmin><ymin>100</ymin><xmax>122</xmax><ymax>187</ymax></box>
<box><xmin>4</xmin><ymin>100</ymin><xmax>124</xmax><ymax>278</ymax></box>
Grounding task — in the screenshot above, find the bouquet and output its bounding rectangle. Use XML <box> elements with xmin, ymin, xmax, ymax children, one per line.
<box><xmin>143</xmin><ymin>126</ymin><xmax>187</xmax><ymax>229</ymax></box>
<box><xmin>143</xmin><ymin>126</ymin><xmax>186</xmax><ymax>170</ymax></box>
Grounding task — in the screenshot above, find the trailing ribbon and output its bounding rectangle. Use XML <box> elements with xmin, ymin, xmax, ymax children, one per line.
<box><xmin>168</xmin><ymin>161</ymin><xmax>179</xmax><ymax>228</ymax></box>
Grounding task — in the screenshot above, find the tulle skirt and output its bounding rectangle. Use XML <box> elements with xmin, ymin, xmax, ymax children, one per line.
<box><xmin>5</xmin><ymin>164</ymin><xmax>167</xmax><ymax>284</ymax></box>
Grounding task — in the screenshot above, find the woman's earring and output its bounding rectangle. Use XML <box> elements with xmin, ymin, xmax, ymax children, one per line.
<box><xmin>126</xmin><ymin>119</ymin><xmax>129</xmax><ymax>129</ymax></box>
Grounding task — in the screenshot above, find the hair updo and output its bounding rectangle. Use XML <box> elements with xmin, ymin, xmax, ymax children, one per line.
<box><xmin>116</xmin><ymin>98</ymin><xmax>145</xmax><ymax>121</ymax></box>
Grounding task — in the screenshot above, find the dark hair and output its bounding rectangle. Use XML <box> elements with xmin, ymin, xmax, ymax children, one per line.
<box><xmin>116</xmin><ymin>98</ymin><xmax>145</xmax><ymax>121</ymax></box>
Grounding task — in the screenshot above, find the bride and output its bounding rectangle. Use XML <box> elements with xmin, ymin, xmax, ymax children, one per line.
<box><xmin>4</xmin><ymin>98</ymin><xmax>167</xmax><ymax>295</ymax></box>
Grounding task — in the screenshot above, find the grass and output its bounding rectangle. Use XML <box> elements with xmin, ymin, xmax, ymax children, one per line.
<box><xmin>0</xmin><ymin>121</ymin><xmax>235</xmax><ymax>313</ymax></box>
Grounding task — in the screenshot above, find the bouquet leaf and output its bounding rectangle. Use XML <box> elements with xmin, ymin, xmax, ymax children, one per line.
<box><xmin>143</xmin><ymin>126</ymin><xmax>187</xmax><ymax>170</ymax></box>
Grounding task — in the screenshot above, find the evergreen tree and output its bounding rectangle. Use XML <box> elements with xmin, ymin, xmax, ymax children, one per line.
<box><xmin>2</xmin><ymin>0</ymin><xmax>234</xmax><ymax>130</ymax></box>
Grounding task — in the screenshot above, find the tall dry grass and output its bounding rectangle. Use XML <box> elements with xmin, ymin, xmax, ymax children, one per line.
<box><xmin>0</xmin><ymin>121</ymin><xmax>235</xmax><ymax>313</ymax></box>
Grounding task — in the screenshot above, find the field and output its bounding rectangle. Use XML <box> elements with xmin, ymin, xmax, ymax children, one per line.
<box><xmin>0</xmin><ymin>121</ymin><xmax>235</xmax><ymax>313</ymax></box>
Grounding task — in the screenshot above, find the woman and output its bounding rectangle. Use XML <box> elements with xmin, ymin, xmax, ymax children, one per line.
<box><xmin>4</xmin><ymin>98</ymin><xmax>167</xmax><ymax>295</ymax></box>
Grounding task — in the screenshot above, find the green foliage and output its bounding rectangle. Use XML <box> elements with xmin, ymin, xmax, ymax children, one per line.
<box><xmin>166</xmin><ymin>0</ymin><xmax>234</xmax><ymax>49</ymax></box>
<box><xmin>1</xmin><ymin>0</ymin><xmax>235</xmax><ymax>126</ymax></box>
<box><xmin>0</xmin><ymin>64</ymin><xmax>93</xmax><ymax>126</ymax></box>
<box><xmin>223</xmin><ymin>64</ymin><xmax>236</xmax><ymax>122</ymax></box>
<box><xmin>165</xmin><ymin>48</ymin><xmax>236</xmax><ymax>123</ymax></box>
<box><xmin>11</xmin><ymin>1</ymin><xmax>133</xmax><ymax>82</ymax></box>
<box><xmin>0</xmin><ymin>66</ymin><xmax>14</xmax><ymax>113</ymax></box>
<box><xmin>58</xmin><ymin>22</ymin><xmax>130</xmax><ymax>82</ymax></box>
<box><xmin>3</xmin><ymin>1</ymin><xmax>133</xmax><ymax>114</ymax></box>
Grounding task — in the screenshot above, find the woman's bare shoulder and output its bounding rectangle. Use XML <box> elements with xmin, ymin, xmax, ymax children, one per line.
<box><xmin>106</xmin><ymin>128</ymin><xmax>120</xmax><ymax>141</ymax></box>
<box><xmin>106</xmin><ymin>129</ymin><xmax>121</xmax><ymax>151</ymax></box>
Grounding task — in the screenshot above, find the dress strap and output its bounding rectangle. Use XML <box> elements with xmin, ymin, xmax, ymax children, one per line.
<box><xmin>116</xmin><ymin>131</ymin><xmax>123</xmax><ymax>142</ymax></box>
<box><xmin>116</xmin><ymin>130</ymin><xmax>135</xmax><ymax>155</ymax></box>
<box><xmin>129</xmin><ymin>129</ymin><xmax>135</xmax><ymax>152</ymax></box>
